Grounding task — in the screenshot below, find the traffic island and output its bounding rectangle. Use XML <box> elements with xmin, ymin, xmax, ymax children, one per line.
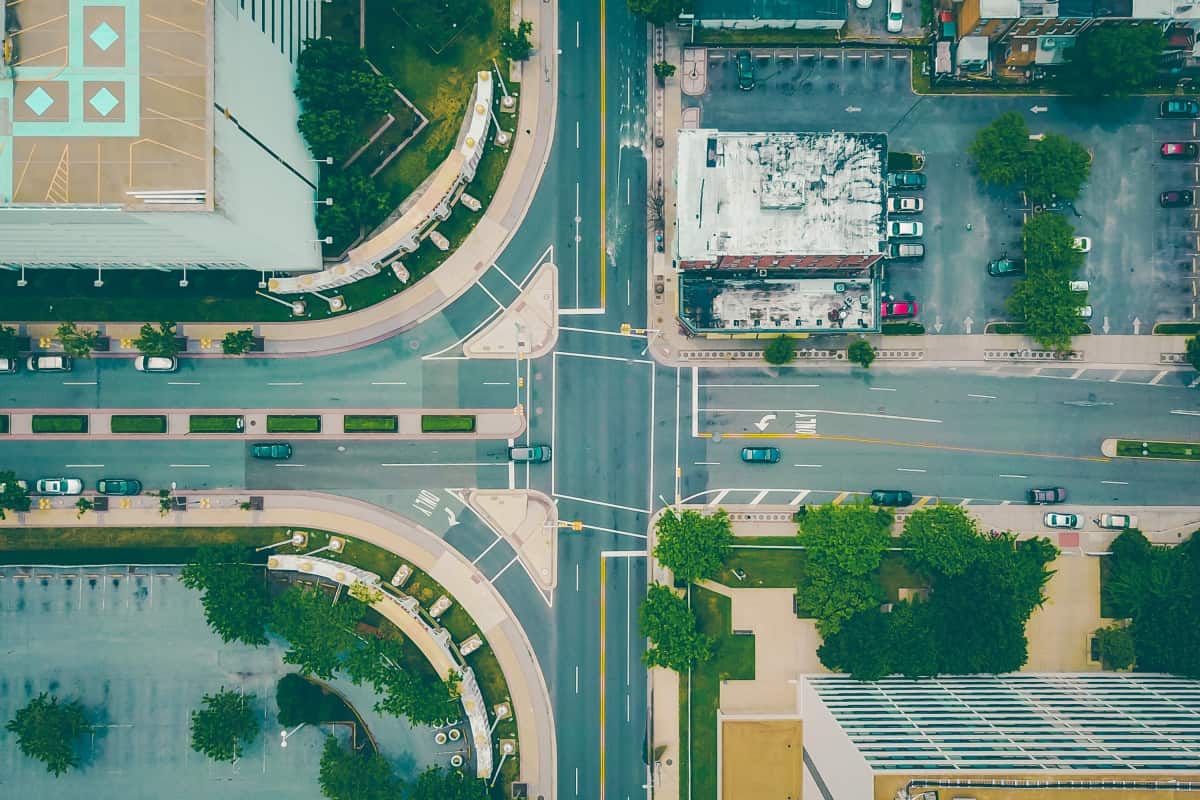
<box><xmin>1104</xmin><ymin>438</ymin><xmax>1200</xmax><ymax>460</ymax></box>
<box><xmin>464</xmin><ymin>490</ymin><xmax>558</xmax><ymax>591</ymax></box>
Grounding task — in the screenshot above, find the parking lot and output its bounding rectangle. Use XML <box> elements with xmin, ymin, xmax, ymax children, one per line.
<box><xmin>684</xmin><ymin>47</ymin><xmax>1200</xmax><ymax>334</ymax></box>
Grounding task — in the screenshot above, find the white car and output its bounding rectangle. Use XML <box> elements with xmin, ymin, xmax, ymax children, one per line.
<box><xmin>856</xmin><ymin>0</ymin><xmax>873</xmax><ymax>7</ymax></box>
<box><xmin>887</xmin><ymin>0</ymin><xmax>904</xmax><ymax>32</ymax></box>
<box><xmin>1077</xmin><ymin>306</ymin><xmax>1093</xmax><ymax>320</ymax></box>
<box><xmin>1068</xmin><ymin>280</ymin><xmax>1089</xmax><ymax>292</ymax></box>
<box><xmin>888</xmin><ymin>220</ymin><xmax>924</xmax><ymax>238</ymax></box>
<box><xmin>134</xmin><ymin>355</ymin><xmax>178</xmax><ymax>373</ymax></box>
<box><xmin>26</xmin><ymin>354</ymin><xmax>71</xmax><ymax>372</ymax></box>
<box><xmin>1073</xmin><ymin>236</ymin><xmax>1092</xmax><ymax>253</ymax></box>
<box><xmin>1044</xmin><ymin>512</ymin><xmax>1084</xmax><ymax>530</ymax></box>
<box><xmin>887</xmin><ymin>196</ymin><xmax>924</xmax><ymax>214</ymax></box>
<box><xmin>35</xmin><ymin>478</ymin><xmax>84</xmax><ymax>496</ymax></box>
<box><xmin>0</xmin><ymin>356</ymin><xmax>17</xmax><ymax>374</ymax></box>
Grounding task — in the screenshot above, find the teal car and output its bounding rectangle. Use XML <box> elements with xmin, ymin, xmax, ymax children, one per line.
<box><xmin>97</xmin><ymin>478</ymin><xmax>142</xmax><ymax>496</ymax></box>
<box><xmin>741</xmin><ymin>447</ymin><xmax>780</xmax><ymax>464</ymax></box>
<box><xmin>251</xmin><ymin>442</ymin><xmax>293</xmax><ymax>460</ymax></box>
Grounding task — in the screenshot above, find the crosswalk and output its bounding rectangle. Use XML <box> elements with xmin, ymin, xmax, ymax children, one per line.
<box><xmin>682</xmin><ymin>487</ymin><xmax>996</xmax><ymax>508</ymax></box>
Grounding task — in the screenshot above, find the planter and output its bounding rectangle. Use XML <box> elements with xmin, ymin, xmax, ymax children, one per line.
<box><xmin>92</xmin><ymin>497</ymin><xmax>109</xmax><ymax>512</ymax></box>
<box><xmin>250</xmin><ymin>336</ymin><xmax>266</xmax><ymax>352</ymax></box>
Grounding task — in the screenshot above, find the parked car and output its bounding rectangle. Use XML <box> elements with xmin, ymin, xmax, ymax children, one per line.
<box><xmin>887</xmin><ymin>196</ymin><xmax>924</xmax><ymax>214</ymax></box>
<box><xmin>887</xmin><ymin>172</ymin><xmax>926</xmax><ymax>189</ymax></box>
<box><xmin>1068</xmin><ymin>280</ymin><xmax>1089</xmax><ymax>292</ymax></box>
<box><xmin>740</xmin><ymin>447</ymin><xmax>780</xmax><ymax>464</ymax></box>
<box><xmin>1073</xmin><ymin>236</ymin><xmax>1092</xmax><ymax>253</ymax></box>
<box><xmin>1160</xmin><ymin>98</ymin><xmax>1200</xmax><ymax>118</ymax></box>
<box><xmin>250</xmin><ymin>442</ymin><xmax>293</xmax><ymax>460</ymax></box>
<box><xmin>1160</xmin><ymin>190</ymin><xmax>1194</xmax><ymax>207</ymax></box>
<box><xmin>508</xmin><ymin>445</ymin><xmax>551</xmax><ymax>463</ymax></box>
<box><xmin>988</xmin><ymin>257</ymin><xmax>1025</xmax><ymax>276</ymax></box>
<box><xmin>871</xmin><ymin>489</ymin><xmax>913</xmax><ymax>507</ymax></box>
<box><xmin>0</xmin><ymin>357</ymin><xmax>17</xmax><ymax>374</ymax></box>
<box><xmin>1161</xmin><ymin>142</ymin><xmax>1198</xmax><ymax>159</ymax></box>
<box><xmin>26</xmin><ymin>353</ymin><xmax>71</xmax><ymax>372</ymax></box>
<box><xmin>97</xmin><ymin>478</ymin><xmax>142</xmax><ymax>496</ymax></box>
<box><xmin>881</xmin><ymin>300</ymin><xmax>919</xmax><ymax>318</ymax></box>
<box><xmin>735</xmin><ymin>50</ymin><xmax>756</xmax><ymax>91</ymax></box>
<box><xmin>885</xmin><ymin>242</ymin><xmax>924</xmax><ymax>260</ymax></box>
<box><xmin>856</xmin><ymin>0</ymin><xmax>873</xmax><ymax>7</ymax></box>
<box><xmin>134</xmin><ymin>355</ymin><xmax>178</xmax><ymax>372</ymax></box>
<box><xmin>1077</xmin><ymin>305</ymin><xmax>1093</xmax><ymax>320</ymax></box>
<box><xmin>35</xmin><ymin>478</ymin><xmax>84</xmax><ymax>496</ymax></box>
<box><xmin>886</xmin><ymin>0</ymin><xmax>904</xmax><ymax>32</ymax></box>
<box><xmin>1044</xmin><ymin>512</ymin><xmax>1084</xmax><ymax>530</ymax></box>
<box><xmin>1098</xmin><ymin>513</ymin><xmax>1139</xmax><ymax>530</ymax></box>
<box><xmin>1027</xmin><ymin>487</ymin><xmax>1066</xmax><ymax>504</ymax></box>
<box><xmin>888</xmin><ymin>220</ymin><xmax>923</xmax><ymax>238</ymax></box>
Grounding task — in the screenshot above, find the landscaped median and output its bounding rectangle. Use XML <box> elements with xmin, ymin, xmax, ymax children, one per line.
<box><xmin>1105</xmin><ymin>438</ymin><xmax>1200</xmax><ymax>460</ymax></box>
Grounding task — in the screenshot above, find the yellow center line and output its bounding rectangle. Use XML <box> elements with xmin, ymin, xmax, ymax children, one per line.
<box><xmin>598</xmin><ymin>0</ymin><xmax>607</xmax><ymax>308</ymax></box>
<box><xmin>599</xmin><ymin>556</ymin><xmax>607</xmax><ymax>797</ymax></box>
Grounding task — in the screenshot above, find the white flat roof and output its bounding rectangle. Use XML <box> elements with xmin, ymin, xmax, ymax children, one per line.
<box><xmin>676</xmin><ymin>129</ymin><xmax>886</xmax><ymax>259</ymax></box>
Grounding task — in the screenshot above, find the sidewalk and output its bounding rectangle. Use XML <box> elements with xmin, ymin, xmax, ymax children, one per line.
<box><xmin>0</xmin><ymin>490</ymin><xmax>557</xmax><ymax>799</ymax></box>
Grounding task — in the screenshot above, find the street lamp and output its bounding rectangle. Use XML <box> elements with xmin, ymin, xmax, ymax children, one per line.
<box><xmin>280</xmin><ymin>723</ymin><xmax>305</xmax><ymax>747</ymax></box>
<box><xmin>310</xmin><ymin>157</ymin><xmax>333</xmax><ymax>165</ymax></box>
<box><xmin>314</xmin><ymin>197</ymin><xmax>333</xmax><ymax>206</ymax></box>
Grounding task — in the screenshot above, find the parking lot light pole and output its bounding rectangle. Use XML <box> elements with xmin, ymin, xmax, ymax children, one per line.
<box><xmin>280</xmin><ymin>723</ymin><xmax>305</xmax><ymax>748</ymax></box>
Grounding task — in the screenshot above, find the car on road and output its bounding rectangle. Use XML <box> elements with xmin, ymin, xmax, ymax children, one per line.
<box><xmin>1073</xmin><ymin>236</ymin><xmax>1092</xmax><ymax>253</ymax></box>
<box><xmin>1161</xmin><ymin>142</ymin><xmax>1198</xmax><ymax>159</ymax></box>
<box><xmin>888</xmin><ymin>221</ymin><xmax>923</xmax><ymax>238</ymax></box>
<box><xmin>1027</xmin><ymin>486</ymin><xmax>1067</xmax><ymax>504</ymax></box>
<box><xmin>884</xmin><ymin>242</ymin><xmax>924</xmax><ymax>260</ymax></box>
<box><xmin>1044</xmin><ymin>512</ymin><xmax>1084</xmax><ymax>530</ymax></box>
<box><xmin>1161</xmin><ymin>190</ymin><xmax>1194</xmax><ymax>207</ymax></box>
<box><xmin>1098</xmin><ymin>513</ymin><xmax>1139</xmax><ymax>530</ymax></box>
<box><xmin>26</xmin><ymin>353</ymin><xmax>72</xmax><ymax>372</ymax></box>
<box><xmin>735</xmin><ymin>51</ymin><xmax>756</xmax><ymax>91</ymax></box>
<box><xmin>0</xmin><ymin>357</ymin><xmax>17</xmax><ymax>374</ymax></box>
<box><xmin>97</xmin><ymin>478</ymin><xmax>142</xmax><ymax>496</ymax></box>
<box><xmin>870</xmin><ymin>489</ymin><xmax>913</xmax><ymax>507</ymax></box>
<box><xmin>35</xmin><ymin>478</ymin><xmax>84</xmax><ymax>496</ymax></box>
<box><xmin>508</xmin><ymin>445</ymin><xmax>551</xmax><ymax>463</ymax></box>
<box><xmin>251</xmin><ymin>442</ymin><xmax>293</xmax><ymax>460</ymax></box>
<box><xmin>887</xmin><ymin>196</ymin><xmax>924</xmax><ymax>214</ymax></box>
<box><xmin>988</xmin><ymin>257</ymin><xmax>1025</xmax><ymax>276</ymax></box>
<box><xmin>134</xmin><ymin>355</ymin><xmax>178</xmax><ymax>372</ymax></box>
<box><xmin>886</xmin><ymin>0</ymin><xmax>904</xmax><ymax>32</ymax></box>
<box><xmin>881</xmin><ymin>300</ymin><xmax>919</xmax><ymax>318</ymax></box>
<box><xmin>740</xmin><ymin>447</ymin><xmax>780</xmax><ymax>464</ymax></box>
<box><xmin>1160</xmin><ymin>98</ymin><xmax>1200</xmax><ymax>118</ymax></box>
<box><xmin>887</xmin><ymin>172</ymin><xmax>926</xmax><ymax>189</ymax></box>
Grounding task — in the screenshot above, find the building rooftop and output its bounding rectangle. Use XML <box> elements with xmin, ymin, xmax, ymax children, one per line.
<box><xmin>690</xmin><ymin>0</ymin><xmax>846</xmax><ymax>22</ymax></box>
<box><xmin>675</xmin><ymin>129</ymin><xmax>886</xmax><ymax>262</ymax></box>
<box><xmin>679</xmin><ymin>270</ymin><xmax>879</xmax><ymax>334</ymax></box>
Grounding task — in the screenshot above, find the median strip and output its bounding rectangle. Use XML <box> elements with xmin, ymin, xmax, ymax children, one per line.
<box><xmin>1112</xmin><ymin>439</ymin><xmax>1200</xmax><ymax>461</ymax></box>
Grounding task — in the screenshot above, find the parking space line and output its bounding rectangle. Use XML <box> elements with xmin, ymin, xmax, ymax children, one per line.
<box><xmin>832</xmin><ymin>491</ymin><xmax>849</xmax><ymax>505</ymax></box>
<box><xmin>959</xmin><ymin>498</ymin><xmax>972</xmax><ymax>507</ymax></box>
<box><xmin>707</xmin><ymin>489</ymin><xmax>729</xmax><ymax>507</ymax></box>
<box><xmin>892</xmin><ymin>53</ymin><xmax>909</xmax><ymax>60</ymax></box>
<box><xmin>750</xmin><ymin>490</ymin><xmax>769</xmax><ymax>505</ymax></box>
<box><xmin>789</xmin><ymin>490</ymin><xmax>811</xmax><ymax>505</ymax></box>
<box><xmin>1070</xmin><ymin>368</ymin><xmax>1086</xmax><ymax>378</ymax></box>
<box><xmin>914</xmin><ymin>495</ymin><xmax>933</xmax><ymax>507</ymax></box>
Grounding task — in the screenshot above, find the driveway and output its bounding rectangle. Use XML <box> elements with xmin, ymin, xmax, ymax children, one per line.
<box><xmin>683</xmin><ymin>47</ymin><xmax>1194</xmax><ymax>334</ymax></box>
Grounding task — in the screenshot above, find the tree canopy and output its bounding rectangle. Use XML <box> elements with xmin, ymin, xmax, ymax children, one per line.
<box><xmin>270</xmin><ymin>586</ymin><xmax>368</xmax><ymax>680</ymax></box>
<box><xmin>1007</xmin><ymin>213</ymin><xmax>1087</xmax><ymax>353</ymax></box>
<box><xmin>56</xmin><ymin>322</ymin><xmax>101</xmax><ymax>359</ymax></box>
<box><xmin>639</xmin><ymin>584</ymin><xmax>712</xmax><ymax>671</ymax></box>
<box><xmin>901</xmin><ymin>504</ymin><xmax>983</xmax><ymax>577</ymax></box>
<box><xmin>5</xmin><ymin>693</ymin><xmax>94</xmax><ymax>776</ymax></box>
<box><xmin>407</xmin><ymin>766</ymin><xmax>490</xmax><ymax>800</ymax></box>
<box><xmin>796</xmin><ymin>503</ymin><xmax>893</xmax><ymax>635</ymax></box>
<box><xmin>190</xmin><ymin>688</ymin><xmax>259</xmax><ymax>763</ymax></box>
<box><xmin>627</xmin><ymin>0</ymin><xmax>691</xmax><ymax>25</ymax></box>
<box><xmin>134</xmin><ymin>321</ymin><xmax>181</xmax><ymax>358</ymax></box>
<box><xmin>500</xmin><ymin>20</ymin><xmax>534</xmax><ymax>61</ymax></box>
<box><xmin>1024</xmin><ymin>133</ymin><xmax>1091</xmax><ymax>204</ymax></box>
<box><xmin>968</xmin><ymin>112</ymin><xmax>1029</xmax><ymax>187</ymax></box>
<box><xmin>0</xmin><ymin>468</ymin><xmax>33</xmax><ymax>520</ymax></box>
<box><xmin>653</xmin><ymin>508</ymin><xmax>733</xmax><ymax>583</ymax></box>
<box><xmin>968</xmin><ymin>115</ymin><xmax>1091</xmax><ymax>205</ymax></box>
<box><xmin>847</xmin><ymin>339</ymin><xmax>875</xmax><ymax>369</ymax></box>
<box><xmin>222</xmin><ymin>329</ymin><xmax>256</xmax><ymax>356</ymax></box>
<box><xmin>1096</xmin><ymin>624</ymin><xmax>1136</xmax><ymax>671</ymax></box>
<box><xmin>0</xmin><ymin>324</ymin><xmax>19</xmax><ymax>360</ymax></box>
<box><xmin>317</xmin><ymin>167</ymin><xmax>392</xmax><ymax>249</ymax></box>
<box><xmin>1060</xmin><ymin>24</ymin><xmax>1165</xmax><ymax>97</ymax></box>
<box><xmin>318</xmin><ymin>736</ymin><xmax>403</xmax><ymax>800</ymax></box>
<box><xmin>181</xmin><ymin>545</ymin><xmax>271</xmax><ymax>646</ymax></box>
<box><xmin>763</xmin><ymin>335</ymin><xmax>797</xmax><ymax>365</ymax></box>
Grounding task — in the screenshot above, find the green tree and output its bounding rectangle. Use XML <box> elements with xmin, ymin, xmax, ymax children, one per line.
<box><xmin>627</xmin><ymin>0</ymin><xmax>691</xmax><ymax>25</ymax></box>
<box><xmin>797</xmin><ymin>503</ymin><xmax>894</xmax><ymax>635</ymax></box>
<box><xmin>374</xmin><ymin>668</ymin><xmax>460</xmax><ymax>727</ymax></box>
<box><xmin>1060</xmin><ymin>24</ymin><xmax>1165</xmax><ymax>97</ymax></box>
<box><xmin>1096</xmin><ymin>624</ymin><xmax>1136</xmax><ymax>670</ymax></box>
<box><xmin>0</xmin><ymin>468</ymin><xmax>33</xmax><ymax>520</ymax></box>
<box><xmin>317</xmin><ymin>735</ymin><xmax>403</xmax><ymax>800</ymax></box>
<box><xmin>134</xmin><ymin>321</ymin><xmax>181</xmax><ymax>358</ymax></box>
<box><xmin>967</xmin><ymin>112</ymin><xmax>1030</xmax><ymax>188</ymax></box>
<box><xmin>1187</xmin><ymin>335</ymin><xmax>1200</xmax><ymax>371</ymax></box>
<box><xmin>190</xmin><ymin>688</ymin><xmax>259</xmax><ymax>763</ymax></box>
<box><xmin>298</xmin><ymin>109</ymin><xmax>361</xmax><ymax>162</ymax></box>
<box><xmin>639</xmin><ymin>583</ymin><xmax>713</xmax><ymax>671</ymax></box>
<box><xmin>181</xmin><ymin>545</ymin><xmax>271</xmax><ymax>646</ymax></box>
<box><xmin>269</xmin><ymin>586</ymin><xmax>366</xmax><ymax>679</ymax></box>
<box><xmin>763</xmin><ymin>335</ymin><xmax>797</xmax><ymax>365</ymax></box>
<box><xmin>408</xmin><ymin>766</ymin><xmax>490</xmax><ymax>800</ymax></box>
<box><xmin>276</xmin><ymin>673</ymin><xmax>337</xmax><ymax>727</ymax></box>
<box><xmin>318</xmin><ymin>167</ymin><xmax>392</xmax><ymax>247</ymax></box>
<box><xmin>56</xmin><ymin>322</ymin><xmax>102</xmax><ymax>359</ymax></box>
<box><xmin>222</xmin><ymin>328</ymin><xmax>257</xmax><ymax>355</ymax></box>
<box><xmin>500</xmin><ymin>20</ymin><xmax>534</xmax><ymax>61</ymax></box>
<box><xmin>1021</xmin><ymin>212</ymin><xmax>1083</xmax><ymax>273</ymax></box>
<box><xmin>5</xmin><ymin>693</ymin><xmax>94</xmax><ymax>776</ymax></box>
<box><xmin>1006</xmin><ymin>264</ymin><xmax>1084</xmax><ymax>353</ymax></box>
<box><xmin>654</xmin><ymin>60</ymin><xmax>677</xmax><ymax>82</ymax></box>
<box><xmin>653</xmin><ymin>508</ymin><xmax>733</xmax><ymax>583</ymax></box>
<box><xmin>847</xmin><ymin>339</ymin><xmax>875</xmax><ymax>369</ymax></box>
<box><xmin>902</xmin><ymin>504</ymin><xmax>983</xmax><ymax>577</ymax></box>
<box><xmin>816</xmin><ymin>607</ymin><xmax>894</xmax><ymax>681</ymax></box>
<box><xmin>74</xmin><ymin>497</ymin><xmax>94</xmax><ymax>518</ymax></box>
<box><xmin>0</xmin><ymin>324</ymin><xmax>19</xmax><ymax>360</ymax></box>
<box><xmin>1025</xmin><ymin>133</ymin><xmax>1092</xmax><ymax>205</ymax></box>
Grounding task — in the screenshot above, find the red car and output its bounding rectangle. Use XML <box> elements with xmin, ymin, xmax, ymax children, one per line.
<box><xmin>881</xmin><ymin>300</ymin><xmax>919</xmax><ymax>319</ymax></box>
<box><xmin>1161</xmin><ymin>142</ymin><xmax>1198</xmax><ymax>159</ymax></box>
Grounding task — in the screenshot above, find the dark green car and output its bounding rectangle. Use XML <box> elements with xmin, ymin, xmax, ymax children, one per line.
<box><xmin>97</xmin><ymin>478</ymin><xmax>142</xmax><ymax>496</ymax></box>
<box><xmin>251</xmin><ymin>442</ymin><xmax>293</xmax><ymax>460</ymax></box>
<box><xmin>736</xmin><ymin>50</ymin><xmax>756</xmax><ymax>91</ymax></box>
<box><xmin>988</xmin><ymin>257</ymin><xmax>1024</xmax><ymax>277</ymax></box>
<box><xmin>741</xmin><ymin>447</ymin><xmax>780</xmax><ymax>463</ymax></box>
<box><xmin>870</xmin><ymin>489</ymin><xmax>913</xmax><ymax>506</ymax></box>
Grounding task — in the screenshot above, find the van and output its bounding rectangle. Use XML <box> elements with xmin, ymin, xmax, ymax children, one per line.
<box><xmin>885</xmin><ymin>243</ymin><xmax>925</xmax><ymax>260</ymax></box>
<box><xmin>0</xmin><ymin>357</ymin><xmax>17</xmax><ymax>374</ymax></box>
<box><xmin>27</xmin><ymin>353</ymin><xmax>72</xmax><ymax>372</ymax></box>
<box><xmin>509</xmin><ymin>445</ymin><xmax>552</xmax><ymax>463</ymax></box>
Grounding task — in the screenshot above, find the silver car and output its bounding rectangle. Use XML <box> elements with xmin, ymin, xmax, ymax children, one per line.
<box><xmin>36</xmin><ymin>478</ymin><xmax>84</xmax><ymax>496</ymax></box>
<box><xmin>1044</xmin><ymin>512</ymin><xmax>1084</xmax><ymax>530</ymax></box>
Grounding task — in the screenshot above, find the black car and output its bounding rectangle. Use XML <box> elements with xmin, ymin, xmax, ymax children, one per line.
<box><xmin>735</xmin><ymin>50</ymin><xmax>756</xmax><ymax>91</ymax></box>
<box><xmin>1161</xmin><ymin>190</ymin><xmax>1194</xmax><ymax>208</ymax></box>
<box><xmin>988</xmin><ymin>257</ymin><xmax>1025</xmax><ymax>277</ymax></box>
<box><xmin>1160</xmin><ymin>98</ymin><xmax>1200</xmax><ymax>118</ymax></box>
<box><xmin>97</xmin><ymin>478</ymin><xmax>142</xmax><ymax>496</ymax></box>
<box><xmin>251</xmin><ymin>442</ymin><xmax>293</xmax><ymax>460</ymax></box>
<box><xmin>1026</xmin><ymin>487</ymin><xmax>1067</xmax><ymax>505</ymax></box>
<box><xmin>870</xmin><ymin>489</ymin><xmax>913</xmax><ymax>507</ymax></box>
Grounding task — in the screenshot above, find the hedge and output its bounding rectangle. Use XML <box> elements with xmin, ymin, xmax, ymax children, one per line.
<box><xmin>110</xmin><ymin>415</ymin><xmax>167</xmax><ymax>434</ymax></box>
<box><xmin>420</xmin><ymin>414</ymin><xmax>476</xmax><ymax>433</ymax></box>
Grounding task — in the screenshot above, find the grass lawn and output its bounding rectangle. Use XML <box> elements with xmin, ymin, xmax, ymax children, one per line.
<box><xmin>344</xmin><ymin>415</ymin><xmax>398</xmax><ymax>433</ymax></box>
<box><xmin>266</xmin><ymin>415</ymin><xmax>322</xmax><ymax>434</ymax></box>
<box><xmin>879</xmin><ymin>550</ymin><xmax>926</xmax><ymax>602</ymax></box>
<box><xmin>189</xmin><ymin>414</ymin><xmax>244</xmax><ymax>433</ymax></box>
<box><xmin>1154</xmin><ymin>322</ymin><xmax>1200</xmax><ymax>334</ymax></box>
<box><xmin>1116</xmin><ymin>440</ymin><xmax>1200</xmax><ymax>460</ymax></box>
<box><xmin>31</xmin><ymin>414</ymin><xmax>88</xmax><ymax>434</ymax></box>
<box><xmin>685</xmin><ymin>586</ymin><xmax>755</xmax><ymax>800</ymax></box>
<box><xmin>0</xmin><ymin>526</ymin><xmax>288</xmax><ymax>565</ymax></box>
<box><xmin>110</xmin><ymin>415</ymin><xmax>167</xmax><ymax>434</ymax></box>
<box><xmin>716</xmin><ymin>541</ymin><xmax>805</xmax><ymax>588</ymax></box>
<box><xmin>420</xmin><ymin>414</ymin><xmax>476</xmax><ymax>433</ymax></box>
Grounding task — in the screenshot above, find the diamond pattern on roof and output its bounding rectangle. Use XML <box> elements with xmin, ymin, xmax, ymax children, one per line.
<box><xmin>89</xmin><ymin>87</ymin><xmax>119</xmax><ymax>117</ymax></box>
<box><xmin>24</xmin><ymin>87</ymin><xmax>54</xmax><ymax>116</ymax></box>
<box><xmin>90</xmin><ymin>21</ymin><xmax>119</xmax><ymax>51</ymax></box>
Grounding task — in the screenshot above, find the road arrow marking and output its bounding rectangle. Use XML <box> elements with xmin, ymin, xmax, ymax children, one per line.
<box><xmin>934</xmin><ymin>316</ymin><xmax>944</xmax><ymax>333</ymax></box>
<box><xmin>1132</xmin><ymin>317</ymin><xmax>1142</xmax><ymax>335</ymax></box>
<box><xmin>753</xmin><ymin>414</ymin><xmax>777</xmax><ymax>431</ymax></box>
<box><xmin>845</xmin><ymin>105</ymin><xmax>862</xmax><ymax>113</ymax></box>
<box><xmin>1102</xmin><ymin>316</ymin><xmax>1111</xmax><ymax>334</ymax></box>
<box><xmin>445</xmin><ymin>507</ymin><xmax>459</xmax><ymax>526</ymax></box>
<box><xmin>963</xmin><ymin>316</ymin><xmax>974</xmax><ymax>334</ymax></box>
<box><xmin>1031</xmin><ymin>105</ymin><xmax>1048</xmax><ymax>113</ymax></box>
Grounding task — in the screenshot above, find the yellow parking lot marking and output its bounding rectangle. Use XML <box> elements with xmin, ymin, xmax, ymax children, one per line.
<box><xmin>832</xmin><ymin>491</ymin><xmax>849</xmax><ymax>505</ymax></box>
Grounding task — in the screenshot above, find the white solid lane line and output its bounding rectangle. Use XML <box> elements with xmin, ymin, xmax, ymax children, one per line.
<box><xmin>65</xmin><ymin>464</ymin><xmax>104</xmax><ymax>468</ymax></box>
<box><xmin>381</xmin><ymin>462</ymin><xmax>506</xmax><ymax>467</ymax></box>
<box><xmin>552</xmin><ymin>492</ymin><xmax>650</xmax><ymax>514</ymax></box>
<box><xmin>694</xmin><ymin>461</ymin><xmax>720</xmax><ymax>465</ymax></box>
<box><xmin>268</xmin><ymin>382</ymin><xmax>303</xmax><ymax>386</ymax></box>
<box><xmin>168</xmin><ymin>381</ymin><xmax>200</xmax><ymax>385</ymax></box>
<box><xmin>896</xmin><ymin>467</ymin><xmax>926</xmax><ymax>473</ymax></box>
<box><xmin>999</xmin><ymin>474</ymin><xmax>1027</xmax><ymax>479</ymax></box>
<box><xmin>702</xmin><ymin>407</ymin><xmax>942</xmax><ymax>424</ymax></box>
<box><xmin>702</xmin><ymin>383</ymin><xmax>820</xmax><ymax>388</ymax></box>
<box><xmin>169</xmin><ymin>464</ymin><xmax>209</xmax><ymax>468</ymax></box>
<box><xmin>1102</xmin><ymin>480</ymin><xmax>1129</xmax><ymax>485</ymax></box>
<box><xmin>370</xmin><ymin>381</ymin><xmax>407</xmax><ymax>386</ymax></box>
<box><xmin>1170</xmin><ymin>409</ymin><xmax>1200</xmax><ymax>416</ymax></box>
<box><xmin>793</xmin><ymin>464</ymin><xmax>823</xmax><ymax>468</ymax></box>
<box><xmin>869</xmin><ymin>387</ymin><xmax>897</xmax><ymax>392</ymax></box>
<box><xmin>483</xmin><ymin>381</ymin><xmax>511</xmax><ymax>386</ymax></box>
<box><xmin>63</xmin><ymin>381</ymin><xmax>97</xmax><ymax>385</ymax></box>
<box><xmin>968</xmin><ymin>394</ymin><xmax>997</xmax><ymax>399</ymax></box>
<box><xmin>274</xmin><ymin>464</ymin><xmax>306</xmax><ymax>468</ymax></box>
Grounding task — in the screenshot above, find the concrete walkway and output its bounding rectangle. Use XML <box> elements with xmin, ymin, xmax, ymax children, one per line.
<box><xmin>466</xmin><ymin>489</ymin><xmax>558</xmax><ymax>591</ymax></box>
<box><xmin>0</xmin><ymin>490</ymin><xmax>556</xmax><ymax>799</ymax></box>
